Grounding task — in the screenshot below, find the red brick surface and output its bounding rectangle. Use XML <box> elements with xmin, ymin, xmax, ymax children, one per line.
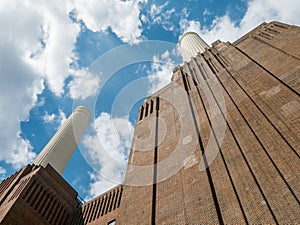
<box><xmin>117</xmin><ymin>21</ymin><xmax>300</xmax><ymax>224</ymax></box>
<box><xmin>0</xmin><ymin>21</ymin><xmax>299</xmax><ymax>225</ymax></box>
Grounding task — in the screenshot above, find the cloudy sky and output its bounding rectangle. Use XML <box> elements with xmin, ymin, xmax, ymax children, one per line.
<box><xmin>0</xmin><ymin>0</ymin><xmax>299</xmax><ymax>201</ymax></box>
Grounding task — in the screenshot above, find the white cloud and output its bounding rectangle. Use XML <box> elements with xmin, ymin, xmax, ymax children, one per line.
<box><xmin>73</xmin><ymin>0</ymin><xmax>147</xmax><ymax>44</ymax></box>
<box><xmin>56</xmin><ymin>109</ymin><xmax>67</xmax><ymax>126</ymax></box>
<box><xmin>147</xmin><ymin>50</ymin><xmax>176</xmax><ymax>94</ymax></box>
<box><xmin>0</xmin><ymin>45</ymin><xmax>42</xmax><ymax>168</ymax></box>
<box><xmin>21</xmin><ymin>1</ymin><xmax>80</xmax><ymax>96</ymax></box>
<box><xmin>141</xmin><ymin>14</ymin><xmax>148</xmax><ymax>24</ymax></box>
<box><xmin>240</xmin><ymin>0</ymin><xmax>300</xmax><ymax>31</ymax></box>
<box><xmin>43</xmin><ymin>109</ymin><xmax>67</xmax><ymax>127</ymax></box>
<box><xmin>43</xmin><ymin>113</ymin><xmax>56</xmax><ymax>124</ymax></box>
<box><xmin>0</xmin><ymin>0</ymin><xmax>80</xmax><ymax>169</ymax></box>
<box><xmin>68</xmin><ymin>68</ymin><xmax>100</xmax><ymax>100</ymax></box>
<box><xmin>198</xmin><ymin>16</ymin><xmax>242</xmax><ymax>44</ymax></box>
<box><xmin>83</xmin><ymin>112</ymin><xmax>134</xmax><ymax>198</ymax></box>
<box><xmin>150</xmin><ymin>2</ymin><xmax>168</xmax><ymax>18</ymax></box>
<box><xmin>179</xmin><ymin>19</ymin><xmax>202</xmax><ymax>36</ymax></box>
<box><xmin>8</xmin><ymin>139</ymin><xmax>36</xmax><ymax>169</ymax></box>
<box><xmin>148</xmin><ymin>2</ymin><xmax>176</xmax><ymax>31</ymax></box>
<box><xmin>86</xmin><ymin>173</ymin><xmax>121</xmax><ymax>201</ymax></box>
<box><xmin>180</xmin><ymin>0</ymin><xmax>300</xmax><ymax>45</ymax></box>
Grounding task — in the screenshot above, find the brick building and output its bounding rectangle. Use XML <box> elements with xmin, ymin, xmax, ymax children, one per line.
<box><xmin>0</xmin><ymin>164</ymin><xmax>78</xmax><ymax>225</ymax></box>
<box><xmin>0</xmin><ymin>21</ymin><xmax>299</xmax><ymax>224</ymax></box>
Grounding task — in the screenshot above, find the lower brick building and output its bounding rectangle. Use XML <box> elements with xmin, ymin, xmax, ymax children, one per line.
<box><xmin>0</xmin><ymin>164</ymin><xmax>78</xmax><ymax>225</ymax></box>
<box><xmin>0</xmin><ymin>21</ymin><xmax>299</xmax><ymax>224</ymax></box>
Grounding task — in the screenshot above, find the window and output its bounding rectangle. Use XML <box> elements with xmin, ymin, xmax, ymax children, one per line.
<box><xmin>145</xmin><ymin>102</ymin><xmax>149</xmax><ymax>117</ymax></box>
<box><xmin>139</xmin><ymin>106</ymin><xmax>144</xmax><ymax>120</ymax></box>
<box><xmin>150</xmin><ymin>100</ymin><xmax>154</xmax><ymax>114</ymax></box>
<box><xmin>108</xmin><ymin>219</ymin><xmax>116</xmax><ymax>225</ymax></box>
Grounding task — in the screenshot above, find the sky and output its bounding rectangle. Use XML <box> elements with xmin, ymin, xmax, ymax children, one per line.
<box><xmin>0</xmin><ymin>0</ymin><xmax>299</xmax><ymax>201</ymax></box>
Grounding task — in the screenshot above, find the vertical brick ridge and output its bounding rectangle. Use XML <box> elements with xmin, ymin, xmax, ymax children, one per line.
<box><xmin>0</xmin><ymin>165</ymin><xmax>32</xmax><ymax>205</ymax></box>
<box><xmin>201</xmin><ymin>49</ymin><xmax>300</xmax><ymax>221</ymax></box>
<box><xmin>196</xmin><ymin>57</ymin><xmax>278</xmax><ymax>223</ymax></box>
<box><xmin>218</xmin><ymin>47</ymin><xmax>300</xmax><ymax>153</ymax></box>
<box><xmin>250</xmin><ymin>22</ymin><xmax>300</xmax><ymax>60</ymax></box>
<box><xmin>88</xmin><ymin>199</ymin><xmax>98</xmax><ymax>222</ymax></box>
<box><xmin>209</xmin><ymin>46</ymin><xmax>300</xmax><ymax>157</ymax></box>
<box><xmin>8</xmin><ymin>177</ymin><xmax>29</xmax><ymax>202</ymax></box>
<box><xmin>151</xmin><ymin>96</ymin><xmax>159</xmax><ymax>225</ymax></box>
<box><xmin>251</xmin><ymin>35</ymin><xmax>300</xmax><ymax>61</ymax></box>
<box><xmin>185</xmin><ymin>58</ymin><xmax>249</xmax><ymax>224</ymax></box>
<box><xmin>235</xmin><ymin>45</ymin><xmax>299</xmax><ymax>97</ymax></box>
<box><xmin>171</xmin><ymin>82</ymin><xmax>188</xmax><ymax>224</ymax></box>
<box><xmin>0</xmin><ymin>169</ymin><xmax>22</xmax><ymax>198</ymax></box>
<box><xmin>218</xmin><ymin>50</ymin><xmax>300</xmax><ymax>158</ymax></box>
<box><xmin>83</xmin><ymin>202</ymin><xmax>92</xmax><ymax>224</ymax></box>
<box><xmin>182</xmin><ymin>66</ymin><xmax>225</xmax><ymax>224</ymax></box>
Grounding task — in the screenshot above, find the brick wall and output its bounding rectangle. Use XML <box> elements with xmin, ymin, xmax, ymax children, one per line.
<box><xmin>117</xmin><ymin>21</ymin><xmax>300</xmax><ymax>224</ymax></box>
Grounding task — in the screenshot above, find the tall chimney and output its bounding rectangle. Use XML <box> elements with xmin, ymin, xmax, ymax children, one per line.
<box><xmin>33</xmin><ymin>106</ymin><xmax>91</xmax><ymax>175</ymax></box>
<box><xmin>179</xmin><ymin>31</ymin><xmax>209</xmax><ymax>62</ymax></box>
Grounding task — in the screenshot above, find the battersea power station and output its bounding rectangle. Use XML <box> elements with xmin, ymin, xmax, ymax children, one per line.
<box><xmin>0</xmin><ymin>21</ymin><xmax>299</xmax><ymax>224</ymax></box>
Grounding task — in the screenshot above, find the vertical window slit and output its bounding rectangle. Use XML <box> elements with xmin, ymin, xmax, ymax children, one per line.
<box><xmin>105</xmin><ymin>192</ymin><xmax>112</xmax><ymax>214</ymax></box>
<box><xmin>109</xmin><ymin>191</ymin><xmax>116</xmax><ymax>212</ymax></box>
<box><xmin>45</xmin><ymin>197</ymin><xmax>56</xmax><ymax>221</ymax></box>
<box><xmin>139</xmin><ymin>106</ymin><xmax>144</xmax><ymax>121</ymax></box>
<box><xmin>33</xmin><ymin>188</ymin><xmax>45</xmax><ymax>210</ymax></box>
<box><xmin>23</xmin><ymin>180</ymin><xmax>37</xmax><ymax>202</ymax></box>
<box><xmin>156</xmin><ymin>97</ymin><xmax>160</xmax><ymax>111</ymax></box>
<box><xmin>262</xmin><ymin>31</ymin><xmax>273</xmax><ymax>38</ymax></box>
<box><xmin>52</xmin><ymin>203</ymin><xmax>63</xmax><ymax>225</ymax></box>
<box><xmin>145</xmin><ymin>102</ymin><xmax>149</xmax><ymax>117</ymax></box>
<box><xmin>41</xmin><ymin>195</ymin><xmax>53</xmax><ymax>218</ymax></box>
<box><xmin>92</xmin><ymin>198</ymin><xmax>101</xmax><ymax>221</ymax></box>
<box><xmin>29</xmin><ymin>183</ymin><xmax>42</xmax><ymax>207</ymax></box>
<box><xmin>117</xmin><ymin>188</ymin><xmax>123</xmax><ymax>208</ymax></box>
<box><xmin>100</xmin><ymin>195</ymin><xmax>108</xmax><ymax>216</ymax></box>
<box><xmin>84</xmin><ymin>202</ymin><xmax>92</xmax><ymax>223</ymax></box>
<box><xmin>273</xmin><ymin>23</ymin><xmax>288</xmax><ymax>29</ymax></box>
<box><xmin>37</xmin><ymin>190</ymin><xmax>48</xmax><ymax>213</ymax></box>
<box><xmin>266</xmin><ymin>27</ymin><xmax>280</xmax><ymax>34</ymax></box>
<box><xmin>96</xmin><ymin>197</ymin><xmax>104</xmax><ymax>218</ymax></box>
<box><xmin>113</xmin><ymin>189</ymin><xmax>119</xmax><ymax>210</ymax></box>
<box><xmin>89</xmin><ymin>199</ymin><xmax>99</xmax><ymax>221</ymax></box>
<box><xmin>259</xmin><ymin>32</ymin><xmax>271</xmax><ymax>40</ymax></box>
<box><xmin>150</xmin><ymin>100</ymin><xmax>154</xmax><ymax>114</ymax></box>
<box><xmin>59</xmin><ymin>210</ymin><xmax>68</xmax><ymax>225</ymax></box>
<box><xmin>48</xmin><ymin>200</ymin><xmax>59</xmax><ymax>223</ymax></box>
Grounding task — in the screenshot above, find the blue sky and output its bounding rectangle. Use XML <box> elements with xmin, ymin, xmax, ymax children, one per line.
<box><xmin>0</xmin><ymin>0</ymin><xmax>299</xmax><ymax>201</ymax></box>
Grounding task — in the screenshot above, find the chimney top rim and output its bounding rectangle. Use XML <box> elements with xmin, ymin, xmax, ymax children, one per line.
<box><xmin>179</xmin><ymin>31</ymin><xmax>200</xmax><ymax>45</ymax></box>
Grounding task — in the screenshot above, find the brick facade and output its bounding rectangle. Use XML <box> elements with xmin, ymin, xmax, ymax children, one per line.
<box><xmin>0</xmin><ymin>164</ymin><xmax>79</xmax><ymax>225</ymax></box>
<box><xmin>0</xmin><ymin>21</ymin><xmax>299</xmax><ymax>224</ymax></box>
<box><xmin>117</xmin><ymin>21</ymin><xmax>300</xmax><ymax>224</ymax></box>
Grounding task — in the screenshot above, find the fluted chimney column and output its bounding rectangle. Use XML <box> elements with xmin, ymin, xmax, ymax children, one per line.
<box><xmin>33</xmin><ymin>106</ymin><xmax>91</xmax><ymax>175</ymax></box>
<box><xmin>179</xmin><ymin>31</ymin><xmax>210</xmax><ymax>62</ymax></box>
